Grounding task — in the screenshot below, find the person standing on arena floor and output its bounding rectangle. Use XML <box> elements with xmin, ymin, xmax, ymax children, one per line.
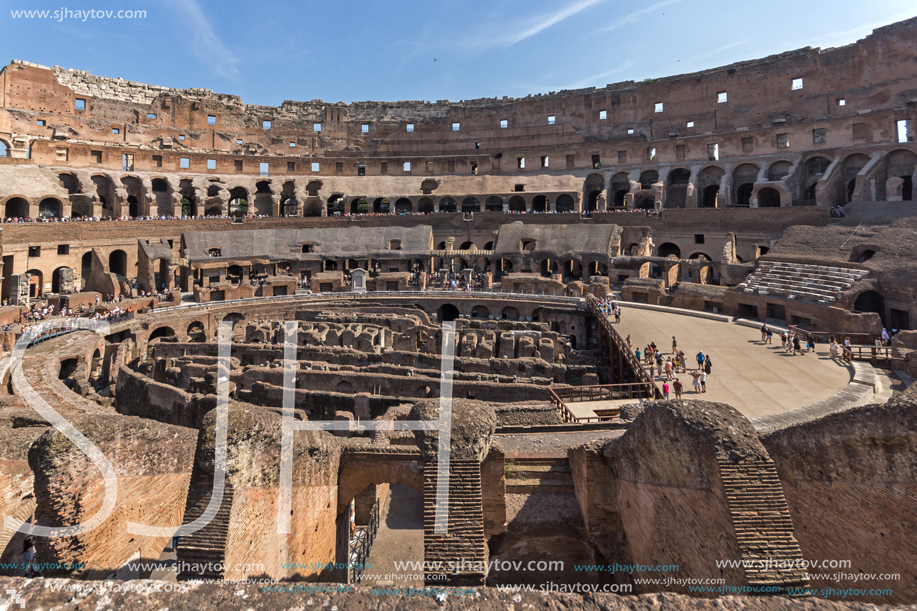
<box><xmin>673</xmin><ymin>378</ymin><xmax>683</xmax><ymax>399</ymax></box>
<box><xmin>662</xmin><ymin>381</ymin><xmax>670</xmax><ymax>399</ymax></box>
<box><xmin>671</xmin><ymin>336</ymin><xmax>677</xmax><ymax>354</ymax></box>
<box><xmin>614</xmin><ymin>307</ymin><xmax>621</xmax><ymax>324</ymax></box>
<box><xmin>664</xmin><ymin>358</ymin><xmax>674</xmax><ymax>380</ymax></box>
<box><xmin>760</xmin><ymin>324</ymin><xmax>768</xmax><ymax>342</ymax></box>
<box><xmin>766</xmin><ymin>327</ymin><xmax>773</xmax><ymax>344</ymax></box>
<box><xmin>625</xmin><ymin>334</ymin><xmax>632</xmax><ymax>349</ymax></box>
<box><xmin>699</xmin><ymin>369</ymin><xmax>707</xmax><ymax>393</ymax></box>
<box><xmin>696</xmin><ymin>350</ymin><xmax>705</xmax><ymax>370</ymax></box>
<box><xmin>691</xmin><ymin>370</ymin><xmax>702</xmax><ymax>393</ymax></box>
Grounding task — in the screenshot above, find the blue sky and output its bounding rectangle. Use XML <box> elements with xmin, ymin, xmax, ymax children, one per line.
<box><xmin>3</xmin><ymin>0</ymin><xmax>916</xmax><ymax>105</ymax></box>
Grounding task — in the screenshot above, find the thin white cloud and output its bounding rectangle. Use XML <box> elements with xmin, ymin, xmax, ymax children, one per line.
<box><xmin>600</xmin><ymin>0</ymin><xmax>686</xmax><ymax>32</ymax></box>
<box><xmin>165</xmin><ymin>0</ymin><xmax>240</xmax><ymax>80</ymax></box>
<box><xmin>461</xmin><ymin>0</ymin><xmax>608</xmax><ymax>50</ymax></box>
<box><xmin>569</xmin><ymin>59</ymin><xmax>637</xmax><ymax>88</ymax></box>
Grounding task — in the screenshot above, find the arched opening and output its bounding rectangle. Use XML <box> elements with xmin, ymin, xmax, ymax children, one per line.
<box><xmin>0</xmin><ymin>140</ymin><xmax>8</xmax><ymax>158</ymax></box>
<box><xmin>438</xmin><ymin>197</ymin><xmax>457</xmax><ymax>213</ymax></box>
<box><xmin>303</xmin><ymin>198</ymin><xmax>323</xmax><ymax>217</ymax></box>
<box><xmin>634</xmin><ymin>191</ymin><xmax>655</xmax><ymax>210</ymax></box>
<box><xmin>81</xmin><ymin>251</ymin><xmax>92</xmax><ymax>283</ymax></box>
<box><xmin>702</xmin><ymin>186</ymin><xmax>719</xmax><ymax>208</ymax></box>
<box><xmin>768</xmin><ymin>161</ymin><xmax>792</xmax><ymax>182</ymax></box>
<box><xmin>327</xmin><ymin>194</ymin><xmax>345</xmax><ymax>216</ymax></box>
<box><xmin>4</xmin><ymin>197</ymin><xmax>29</xmax><ymax>218</ymax></box>
<box><xmin>437</xmin><ymin>303</ymin><xmax>460</xmax><ymax>322</ymax></box>
<box><xmin>92</xmin><ymin>175</ymin><xmax>117</xmax><ymax>217</ymax></box>
<box><xmin>395</xmin><ymin>198</ymin><xmax>412</xmax><ymax>213</ymax></box>
<box><xmin>127</xmin><ymin>195</ymin><xmax>139</xmax><ymax>217</ymax></box>
<box><xmin>51</xmin><ymin>266</ymin><xmax>70</xmax><ymax>294</ymax></box>
<box><xmin>843</xmin><ymin>154</ymin><xmax>870</xmax><ymax>203</ymax></box>
<box><xmin>736</xmin><ymin>184</ymin><xmax>754</xmax><ymax>207</ymax></box>
<box><xmin>280</xmin><ymin>197</ymin><xmax>298</xmax><ymax>217</ymax></box>
<box><xmin>58</xmin><ymin>173</ymin><xmax>81</xmax><ymax>194</ymax></box>
<box><xmin>187</xmin><ymin>321</ymin><xmax>206</xmax><ymax>342</ymax></box>
<box><xmin>611</xmin><ymin>173</ymin><xmax>630</xmax><ymax>209</ymax></box>
<box><xmin>179</xmin><ymin>179</ymin><xmax>197</xmax><ymax>217</ymax></box>
<box><xmin>461</xmin><ymin>197</ymin><xmax>480</xmax><ymax>213</ymax></box>
<box><xmin>228</xmin><ymin>187</ymin><xmax>248</xmax><ymax>217</ymax></box>
<box><xmin>227</xmin><ymin>265</ymin><xmax>244</xmax><ymax>284</ymax></box>
<box><xmin>639</xmin><ymin>170</ymin><xmax>658</xmax><ymax>190</ymax></box>
<box><xmin>59</xmin><ymin>357</ymin><xmax>79</xmax><ymax>381</ymax></box>
<box><xmin>459</xmin><ymin>241</ymin><xmax>476</xmax><ymax>251</ymax></box>
<box><xmin>657</xmin><ymin>243</ymin><xmax>680</xmax><ymax>258</ymax></box>
<box><xmin>666</xmin><ymin>168</ymin><xmax>691</xmax><ymax>208</ymax></box>
<box><xmin>151</xmin><ymin>178</ymin><xmax>169</xmax><ymax>192</ymax></box>
<box><xmin>418</xmin><ymin>198</ymin><xmax>434</xmax><ymax>214</ymax></box>
<box><xmin>109</xmin><ymin>250</ymin><xmax>127</xmax><ymax>278</ymax></box>
<box><xmin>584</xmin><ymin>173</ymin><xmax>604</xmax><ymax>212</ymax></box>
<box><xmin>885</xmin><ymin>149</ymin><xmax>917</xmax><ymax>201</ymax></box>
<box><xmin>372</xmin><ymin>198</ymin><xmax>389</xmax><ymax>214</ymax></box>
<box><xmin>26</xmin><ymin>269</ymin><xmax>42</xmax><ymax>298</ymax></box>
<box><xmin>471</xmin><ymin>305</ymin><xmax>490</xmax><ymax>318</ymax></box>
<box><xmin>38</xmin><ymin>198</ymin><xmax>62</xmax><ymax>219</ymax></box>
<box><xmin>508</xmin><ymin>196</ymin><xmax>526</xmax><ymax>212</ymax></box>
<box><xmin>758</xmin><ymin>187</ymin><xmax>781</xmax><ymax>208</ymax></box>
<box><xmin>531</xmin><ymin>195</ymin><xmax>548</xmax><ymax>212</ymax></box>
<box><xmin>853</xmin><ymin>290</ymin><xmax>885</xmax><ymax>325</ymax></box>
<box><xmin>501</xmin><ymin>306</ymin><xmax>520</xmax><ymax>320</ymax></box>
<box><xmin>556</xmin><ymin>194</ymin><xmax>575</xmax><ymax>212</ymax></box>
<box><xmin>149</xmin><ymin>327</ymin><xmax>176</xmax><ymax>343</ymax></box>
<box><xmin>485</xmin><ymin>196</ymin><xmax>503</xmax><ymax>211</ymax></box>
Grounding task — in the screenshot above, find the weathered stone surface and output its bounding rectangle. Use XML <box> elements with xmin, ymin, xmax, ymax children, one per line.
<box><xmin>409</xmin><ymin>398</ymin><xmax>496</xmax><ymax>462</ymax></box>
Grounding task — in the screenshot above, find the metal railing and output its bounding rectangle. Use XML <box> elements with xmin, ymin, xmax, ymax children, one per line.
<box><xmin>787</xmin><ymin>325</ymin><xmax>875</xmax><ymax>346</ymax></box>
<box><xmin>553</xmin><ymin>383</ymin><xmax>655</xmax><ymax>404</ymax></box>
<box><xmin>349</xmin><ymin>498</ymin><xmax>380</xmax><ymax>584</ymax></box>
<box><xmin>585</xmin><ymin>294</ymin><xmax>661</xmax><ymax>399</ymax></box>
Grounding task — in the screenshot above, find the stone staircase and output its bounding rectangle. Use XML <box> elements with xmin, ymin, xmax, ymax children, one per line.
<box><xmin>423</xmin><ymin>460</ymin><xmax>486</xmax><ymax>586</ymax></box>
<box><xmin>737</xmin><ymin>261</ymin><xmax>868</xmax><ymax>303</ymax></box>
<box><xmin>175</xmin><ymin>463</ymin><xmax>234</xmax><ymax>581</ymax></box>
<box><xmin>505</xmin><ymin>457</ymin><xmax>575</xmax><ymax>493</ymax></box>
<box><xmin>718</xmin><ymin>460</ymin><xmax>809</xmax><ymax>588</ymax></box>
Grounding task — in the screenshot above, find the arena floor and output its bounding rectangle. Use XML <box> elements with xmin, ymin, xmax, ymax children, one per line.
<box><xmin>612</xmin><ymin>307</ymin><xmax>852</xmax><ymax>420</ymax></box>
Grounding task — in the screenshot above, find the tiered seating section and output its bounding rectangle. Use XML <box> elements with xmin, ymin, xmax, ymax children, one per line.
<box><xmin>737</xmin><ymin>261</ymin><xmax>868</xmax><ymax>303</ymax></box>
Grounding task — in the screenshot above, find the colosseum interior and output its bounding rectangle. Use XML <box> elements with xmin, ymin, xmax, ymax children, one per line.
<box><xmin>0</xmin><ymin>14</ymin><xmax>915</xmax><ymax>611</ymax></box>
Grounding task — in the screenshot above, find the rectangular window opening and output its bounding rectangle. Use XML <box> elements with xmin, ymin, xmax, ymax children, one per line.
<box><xmin>207</xmin><ymin>159</ymin><xmax>216</xmax><ymax>169</ymax></box>
<box><xmin>361</xmin><ymin>124</ymin><xmax>369</xmax><ymax>133</ymax></box>
<box><xmin>627</xmin><ymin>128</ymin><xmax>634</xmax><ymax>134</ymax></box>
<box><xmin>548</xmin><ymin>115</ymin><xmax>556</xmax><ymax>125</ymax></box>
<box><xmin>654</xmin><ymin>102</ymin><xmax>663</xmax><ymax>113</ymax></box>
<box><xmin>717</xmin><ymin>91</ymin><xmax>727</xmax><ymax>104</ymax></box>
<box><xmin>289</xmin><ymin>141</ymin><xmax>296</xmax><ymax>148</ymax></box>
<box><xmin>207</xmin><ymin>115</ymin><xmax>216</xmax><ymax>125</ymax></box>
<box><xmin>742</xmin><ymin>137</ymin><xmax>753</xmax><ymax>153</ymax></box>
<box><xmin>357</xmin><ymin>164</ymin><xmax>366</xmax><ymax>176</ymax></box>
<box><xmin>28</xmin><ymin>246</ymin><xmax>40</xmax><ymax>257</ymax></box>
<box><xmin>708</xmin><ymin>143</ymin><xmax>719</xmax><ymax>161</ymax></box>
<box><xmin>234</xmin><ymin>160</ymin><xmax>243</xmax><ymax>171</ymax></box>
<box><xmin>896</xmin><ymin>119</ymin><xmax>913</xmax><ymax>143</ymax></box>
<box><xmin>58</xmin><ymin>244</ymin><xmax>69</xmax><ymax>255</ymax></box>
<box><xmin>313</xmin><ymin>123</ymin><xmax>322</xmax><ymax>132</ymax></box>
<box><xmin>153</xmin><ymin>154</ymin><xmax>163</xmax><ymax>167</ymax></box>
<box><xmin>777</xmin><ymin>133</ymin><xmax>789</xmax><ymax>148</ymax></box>
<box><xmin>686</xmin><ymin>121</ymin><xmax>694</xmax><ymax>128</ymax></box>
<box><xmin>37</xmin><ymin>120</ymin><xmax>45</xmax><ymax>126</ymax></box>
<box><xmin>403</xmin><ymin>161</ymin><xmax>411</xmax><ymax>172</ymax></box>
<box><xmin>500</xmin><ymin>119</ymin><xmax>508</xmax><ymax>129</ymax></box>
<box><xmin>380</xmin><ymin>162</ymin><xmax>388</xmax><ymax>174</ymax></box>
<box><xmin>675</xmin><ymin>145</ymin><xmax>686</xmax><ymax>161</ymax></box>
<box><xmin>146</xmin><ymin>113</ymin><xmax>157</xmax><ymax>119</ymax></box>
<box><xmin>260</xmin><ymin>162</ymin><xmax>269</xmax><ymax>176</ymax></box>
<box><xmin>287</xmin><ymin>161</ymin><xmax>296</xmax><ymax>172</ymax></box>
<box><xmin>792</xmin><ymin>78</ymin><xmax>803</xmax><ymax>90</ymax></box>
<box><xmin>514</xmin><ymin>184</ymin><xmax>525</xmax><ymax>192</ymax></box>
<box><xmin>407</xmin><ymin>123</ymin><xmax>414</xmax><ymax>132</ymax></box>
<box><xmin>517</xmin><ymin>157</ymin><xmax>525</xmax><ymax>169</ymax></box>
<box><xmin>592</xmin><ymin>154</ymin><xmax>600</xmax><ymax>169</ymax></box>
<box><xmin>566</xmin><ymin>154</ymin><xmax>575</xmax><ymax>169</ymax></box>
<box><xmin>452</xmin><ymin>122</ymin><xmax>460</xmax><ymax>131</ymax></box>
<box><xmin>812</xmin><ymin>128</ymin><xmax>826</xmax><ymax>144</ymax></box>
<box><xmin>112</xmin><ymin>128</ymin><xmax>119</xmax><ymax>134</ymax></box>
<box><xmin>75</xmin><ymin>98</ymin><xmax>86</xmax><ymax>111</ymax></box>
<box><xmin>179</xmin><ymin>135</ymin><xmax>185</xmax><ymax>140</ymax></box>
<box><xmin>335</xmin><ymin>162</ymin><xmax>343</xmax><ymax>172</ymax></box>
<box><xmin>311</xmin><ymin>162</ymin><xmax>320</xmax><ymax>172</ymax></box>
<box><xmin>236</xmin><ymin>139</ymin><xmax>243</xmax><ymax>145</ymax></box>
<box><xmin>837</xmin><ymin>98</ymin><xmax>846</xmax><ymax>106</ymax></box>
<box><xmin>599</xmin><ymin>110</ymin><xmax>607</xmax><ymax>120</ymax></box>
<box><xmin>694</xmin><ymin>234</ymin><xmax>705</xmax><ymax>245</ymax></box>
<box><xmin>617</xmin><ymin>150</ymin><xmax>626</xmax><ymax>163</ymax></box>
<box><xmin>180</xmin><ymin>157</ymin><xmax>190</xmax><ymax>169</ymax></box>
<box><xmin>263</xmin><ymin>120</ymin><xmax>272</xmax><ymax>130</ymax></box>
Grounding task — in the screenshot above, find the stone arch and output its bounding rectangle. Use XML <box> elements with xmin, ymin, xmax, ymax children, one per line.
<box><xmin>666</xmin><ymin>168</ymin><xmax>691</xmax><ymax>209</ymax></box>
<box><xmin>657</xmin><ymin>243</ymin><xmax>681</xmax><ymax>258</ymax></box>
<box><xmin>58</xmin><ymin>172</ymin><xmax>82</xmax><ymax>194</ymax></box>
<box><xmin>611</xmin><ymin>172</ymin><xmax>630</xmax><ymax>208</ymax></box>
<box><xmin>471</xmin><ymin>305</ymin><xmax>490</xmax><ymax>318</ymax></box>
<box><xmin>532</xmin><ymin>195</ymin><xmax>548</xmax><ymax>212</ymax></box>
<box><xmin>461</xmin><ymin>197</ymin><xmax>481</xmax><ymax>213</ymax></box>
<box><xmin>372</xmin><ymin>197</ymin><xmax>389</xmax><ymax>213</ymax></box>
<box><xmin>768</xmin><ymin>160</ymin><xmax>793</xmax><ymax>182</ymax></box>
<box><xmin>151</xmin><ymin>178</ymin><xmax>169</xmax><ymax>192</ymax></box>
<box><xmin>733</xmin><ymin>163</ymin><xmax>759</xmax><ymax>207</ymax></box>
<box><xmin>91</xmin><ymin>174</ymin><xmax>117</xmax><ymax>217</ymax></box>
<box><xmin>51</xmin><ymin>266</ymin><xmax>70</xmax><ymax>294</ymax></box>
<box><xmin>633</xmin><ymin>191</ymin><xmax>655</xmax><ymax>210</ymax></box>
<box><xmin>485</xmin><ymin>196</ymin><xmax>503</xmax><ymax>211</ymax></box>
<box><xmin>437</xmin><ymin>303</ymin><xmax>460</xmax><ymax>322</ymax></box>
<box><xmin>303</xmin><ymin>198</ymin><xmax>323</xmax><ymax>217</ymax></box>
<box><xmin>0</xmin><ymin>138</ymin><xmax>9</xmax><ymax>157</ymax></box>
<box><xmin>698</xmin><ymin>166</ymin><xmax>725</xmax><ymax>208</ymax></box>
<box><xmin>26</xmin><ymin>269</ymin><xmax>42</xmax><ymax>298</ymax></box>
<box><xmin>508</xmin><ymin>196</ymin><xmax>526</xmax><ymax>212</ymax></box>
<box><xmin>336</xmin><ymin>380</ymin><xmax>353</xmax><ymax>393</ymax></box>
<box><xmin>843</xmin><ymin>153</ymin><xmax>871</xmax><ymax>202</ymax></box>
<box><xmin>38</xmin><ymin>197</ymin><xmax>62</xmax><ymax>219</ymax></box>
<box><xmin>758</xmin><ymin>187</ymin><xmax>781</xmax><ymax>207</ymax></box>
<box><xmin>110</xmin><ymin>250</ymin><xmax>128</xmax><ymax>277</ymax></box>
<box><xmin>418</xmin><ymin>198</ymin><xmax>434</xmax><ymax>214</ymax></box>
<box><xmin>395</xmin><ymin>197</ymin><xmax>412</xmax><ymax>213</ymax></box>
<box><xmin>556</xmin><ymin>194</ymin><xmax>575</xmax><ymax>212</ymax></box>
<box><xmin>885</xmin><ymin>149</ymin><xmax>917</xmax><ymax>201</ymax></box>
<box><xmin>584</xmin><ymin>173</ymin><xmax>605</xmax><ymax>211</ymax></box>
<box><xmin>501</xmin><ymin>306</ymin><xmax>520</xmax><ymax>320</ymax></box>
<box><xmin>187</xmin><ymin>321</ymin><xmax>206</xmax><ymax>342</ymax></box>
<box><xmin>3</xmin><ymin>196</ymin><xmax>30</xmax><ymax>218</ymax></box>
<box><xmin>336</xmin><ymin>457</ymin><xmax>425</xmax><ymax>514</ymax></box>
<box><xmin>639</xmin><ymin>170</ymin><xmax>659</xmax><ymax>189</ymax></box>
<box><xmin>438</xmin><ymin>197</ymin><xmax>457</xmax><ymax>213</ymax></box>
<box><xmin>148</xmin><ymin>326</ymin><xmax>176</xmax><ymax>342</ymax></box>
<box><xmin>228</xmin><ymin>186</ymin><xmax>249</xmax><ymax>217</ymax></box>
<box><xmin>853</xmin><ymin>289</ymin><xmax>885</xmax><ymax>326</ymax></box>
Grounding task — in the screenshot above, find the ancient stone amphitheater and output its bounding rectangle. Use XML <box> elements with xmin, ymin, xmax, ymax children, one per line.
<box><xmin>0</xmin><ymin>15</ymin><xmax>915</xmax><ymax>611</ymax></box>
